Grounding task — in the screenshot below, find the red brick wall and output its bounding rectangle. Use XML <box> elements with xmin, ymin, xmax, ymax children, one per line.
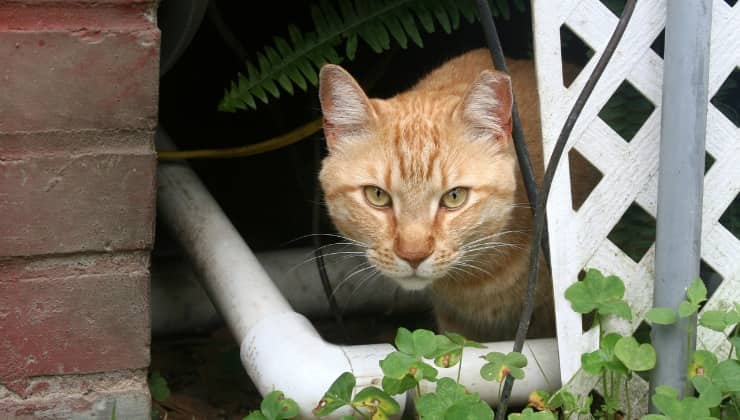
<box><xmin>0</xmin><ymin>0</ymin><xmax>158</xmax><ymax>417</ymax></box>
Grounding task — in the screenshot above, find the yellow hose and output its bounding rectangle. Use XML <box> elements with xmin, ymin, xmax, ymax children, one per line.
<box><xmin>157</xmin><ymin>118</ymin><xmax>323</xmax><ymax>160</ymax></box>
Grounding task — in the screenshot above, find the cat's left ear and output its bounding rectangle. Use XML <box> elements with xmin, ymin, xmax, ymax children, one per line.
<box><xmin>457</xmin><ymin>70</ymin><xmax>513</xmax><ymax>143</ymax></box>
<box><xmin>319</xmin><ymin>64</ymin><xmax>377</xmax><ymax>154</ymax></box>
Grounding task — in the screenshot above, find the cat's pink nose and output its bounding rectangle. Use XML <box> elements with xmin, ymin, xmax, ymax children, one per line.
<box><xmin>394</xmin><ymin>238</ymin><xmax>434</xmax><ymax>269</ymax></box>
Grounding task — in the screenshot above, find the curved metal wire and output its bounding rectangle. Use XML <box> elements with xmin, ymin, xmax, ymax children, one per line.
<box><xmin>489</xmin><ymin>1</ymin><xmax>638</xmax><ymax>417</ymax></box>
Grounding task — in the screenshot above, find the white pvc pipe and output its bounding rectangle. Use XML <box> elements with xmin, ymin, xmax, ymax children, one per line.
<box><xmin>150</xmin><ymin>248</ymin><xmax>432</xmax><ymax>336</ymax></box>
<box><xmin>156</xmin><ymin>131</ymin><xmax>560</xmax><ymax>418</ymax></box>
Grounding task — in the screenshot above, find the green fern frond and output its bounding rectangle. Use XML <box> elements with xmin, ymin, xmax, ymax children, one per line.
<box><xmin>218</xmin><ymin>0</ymin><xmax>526</xmax><ymax>112</ymax></box>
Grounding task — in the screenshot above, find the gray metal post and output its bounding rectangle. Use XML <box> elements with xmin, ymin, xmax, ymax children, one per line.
<box><xmin>650</xmin><ymin>0</ymin><xmax>712</xmax><ymax>409</ymax></box>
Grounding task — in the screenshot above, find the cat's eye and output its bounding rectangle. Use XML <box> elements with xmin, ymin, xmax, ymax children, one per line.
<box><xmin>364</xmin><ymin>186</ymin><xmax>392</xmax><ymax>208</ymax></box>
<box><xmin>440</xmin><ymin>187</ymin><xmax>469</xmax><ymax>209</ymax></box>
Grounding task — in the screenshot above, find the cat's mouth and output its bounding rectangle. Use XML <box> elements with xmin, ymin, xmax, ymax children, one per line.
<box><xmin>389</xmin><ymin>274</ymin><xmax>434</xmax><ymax>291</ymax></box>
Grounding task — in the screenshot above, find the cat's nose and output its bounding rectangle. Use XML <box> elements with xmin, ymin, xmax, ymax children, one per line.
<box><xmin>394</xmin><ymin>237</ymin><xmax>434</xmax><ymax>269</ymax></box>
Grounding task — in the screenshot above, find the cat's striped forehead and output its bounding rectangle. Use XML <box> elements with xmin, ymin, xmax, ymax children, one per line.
<box><xmin>377</xmin><ymin>94</ymin><xmax>461</xmax><ymax>186</ymax></box>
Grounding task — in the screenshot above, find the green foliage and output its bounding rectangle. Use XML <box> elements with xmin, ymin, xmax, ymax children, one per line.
<box><xmin>314</xmin><ymin>372</ymin><xmax>399</xmax><ymax>419</ymax></box>
<box><xmin>380</xmin><ymin>351</ymin><xmax>437</xmax><ymax>394</ymax></box>
<box><xmin>352</xmin><ymin>387</ymin><xmax>401</xmax><ymax>419</ymax></box>
<box><xmin>650</xmin><ymin>385</ymin><xmax>719</xmax><ymax>420</ymax></box>
<box><xmin>613</xmin><ymin>336</ymin><xmax>656</xmax><ymax>372</ymax></box>
<box><xmin>564</xmin><ymin>268</ymin><xmax>632</xmax><ymax>320</ymax></box>
<box><xmin>316</xmin><ymin>327</ymin><xmax>490</xmax><ymax>419</ymax></box>
<box><xmin>219</xmin><ymin>0</ymin><xmax>526</xmax><ymax>112</ymax></box>
<box><xmin>247</xmin><ymin>271</ymin><xmax>740</xmax><ymax>420</ymax></box>
<box><xmin>395</xmin><ymin>327</ymin><xmax>438</xmax><ymax>358</ymax></box>
<box><xmin>313</xmin><ymin>372</ymin><xmax>355</xmax><ymax>416</ymax></box>
<box><xmin>699</xmin><ymin>307</ymin><xmax>740</xmax><ymax>332</ymax></box>
<box><xmin>508</xmin><ymin>407</ymin><xmax>556</xmax><ymax>419</ymax></box>
<box><xmin>480</xmin><ymin>351</ymin><xmax>528</xmax><ymax>382</ymax></box>
<box><xmin>148</xmin><ymin>371</ymin><xmax>171</xmax><ymax>403</ymax></box>
<box><xmin>678</xmin><ymin>278</ymin><xmax>708</xmax><ymax>317</ymax></box>
<box><xmin>416</xmin><ymin>378</ymin><xmax>492</xmax><ymax>419</ymax></box>
<box><xmin>581</xmin><ymin>333</ymin><xmax>628</xmax><ymax>375</ymax></box>
<box><xmin>245</xmin><ymin>391</ymin><xmax>300</xmax><ymax>420</ymax></box>
<box><xmin>646</xmin><ymin>307</ymin><xmax>677</xmax><ymax>325</ymax></box>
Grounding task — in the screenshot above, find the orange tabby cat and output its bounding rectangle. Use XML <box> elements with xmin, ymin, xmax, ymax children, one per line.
<box><xmin>317</xmin><ymin>48</ymin><xmax>554</xmax><ymax>341</ymax></box>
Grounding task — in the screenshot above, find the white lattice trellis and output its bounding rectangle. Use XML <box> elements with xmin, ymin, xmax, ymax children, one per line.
<box><xmin>532</xmin><ymin>0</ymin><xmax>740</xmax><ymax>408</ymax></box>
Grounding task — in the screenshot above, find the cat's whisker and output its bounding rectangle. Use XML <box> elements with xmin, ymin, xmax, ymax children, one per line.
<box><xmin>461</xmin><ymin>230</ymin><xmax>530</xmax><ymax>249</ymax></box>
<box><xmin>448</xmin><ymin>264</ymin><xmax>475</xmax><ymax>278</ymax></box>
<box><xmin>336</xmin><ymin>253</ymin><xmax>369</xmax><ymax>263</ymax></box>
<box><xmin>345</xmin><ymin>271</ymin><xmax>381</xmax><ymax>306</ymax></box>
<box><xmin>462</xmin><ymin>242</ymin><xmax>526</xmax><ymax>254</ymax></box>
<box><xmin>288</xmin><ymin>250</ymin><xmax>367</xmax><ymax>273</ymax></box>
<box><xmin>283</xmin><ymin>233</ymin><xmax>370</xmax><ymax>248</ymax></box>
<box><xmin>291</xmin><ymin>242</ymin><xmax>365</xmax><ymax>265</ymax></box>
<box><xmin>330</xmin><ymin>263</ymin><xmax>376</xmax><ymax>298</ymax></box>
<box><xmin>454</xmin><ymin>261</ymin><xmax>494</xmax><ymax>278</ymax></box>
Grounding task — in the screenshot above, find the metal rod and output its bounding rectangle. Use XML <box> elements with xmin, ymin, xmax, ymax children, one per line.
<box><xmin>649</xmin><ymin>0</ymin><xmax>712</xmax><ymax>408</ymax></box>
<box><xmin>474</xmin><ymin>0</ymin><xmax>552</xmax><ymax>267</ymax></box>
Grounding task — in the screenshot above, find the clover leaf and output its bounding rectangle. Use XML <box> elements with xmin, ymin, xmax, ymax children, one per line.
<box><xmin>313</xmin><ymin>372</ymin><xmax>355</xmax><ymax>416</ymax></box>
<box><xmin>689</xmin><ymin>350</ymin><xmax>719</xmax><ymax>379</ymax></box>
<box><xmin>686</xmin><ymin>278</ymin><xmax>708</xmax><ymax>305</ymax></box>
<box><xmin>699</xmin><ymin>310</ymin><xmax>740</xmax><ymax>332</ymax></box>
<box><xmin>416</xmin><ymin>378</ymin><xmax>490</xmax><ymax>420</ymax></box>
<box><xmin>692</xmin><ymin>376</ymin><xmax>723</xmax><ymax>408</ymax></box>
<box><xmin>481</xmin><ymin>351</ymin><xmax>527</xmax><ymax>382</ymax></box>
<box><xmin>508</xmin><ymin>407</ymin><xmax>556</xmax><ymax>419</ymax></box>
<box><xmin>379</xmin><ymin>352</ymin><xmax>437</xmax><ymax>395</ymax></box>
<box><xmin>651</xmin><ymin>385</ymin><xmax>718</xmax><ymax>420</ymax></box>
<box><xmin>260</xmin><ymin>391</ymin><xmax>299</xmax><ymax>420</ymax></box>
<box><xmin>729</xmin><ymin>336</ymin><xmax>740</xmax><ymax>359</ymax></box>
<box><xmin>431</xmin><ymin>335</ymin><xmax>462</xmax><ymax>368</ymax></box>
<box><xmin>646</xmin><ymin>307</ymin><xmax>677</xmax><ymax>325</ymax></box>
<box><xmin>395</xmin><ymin>328</ymin><xmax>438</xmax><ymax>359</ymax></box>
<box><xmin>709</xmin><ymin>359</ymin><xmax>740</xmax><ymax>393</ymax></box>
<box><xmin>614</xmin><ymin>336</ymin><xmax>656</xmax><ymax>372</ymax></box>
<box><xmin>581</xmin><ymin>333</ymin><xmax>629</xmax><ymax>375</ymax></box>
<box><xmin>351</xmin><ymin>386</ymin><xmax>400</xmax><ymax>420</ymax></box>
<box><xmin>564</xmin><ymin>268</ymin><xmax>632</xmax><ymax>320</ymax></box>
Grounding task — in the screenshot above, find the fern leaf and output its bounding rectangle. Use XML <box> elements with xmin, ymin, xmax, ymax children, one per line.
<box><xmin>338</xmin><ymin>0</ymin><xmax>357</xmax><ymax>21</ymax></box>
<box><xmin>496</xmin><ymin>0</ymin><xmax>510</xmax><ymax>20</ymax></box>
<box><xmin>443</xmin><ymin>0</ymin><xmax>461</xmax><ymax>30</ymax></box>
<box><xmin>273</xmin><ymin>36</ymin><xmax>292</xmax><ymax>57</ymax></box>
<box><xmin>288</xmin><ymin>24</ymin><xmax>304</xmax><ymax>45</ymax></box>
<box><xmin>399</xmin><ymin>11</ymin><xmax>423</xmax><ymax>47</ymax></box>
<box><xmin>458</xmin><ymin>1</ymin><xmax>476</xmax><ymax>23</ymax></box>
<box><xmin>219</xmin><ymin>0</ymin><xmax>526</xmax><ymax>112</ymax></box>
<box><xmin>428</xmin><ymin>0</ymin><xmax>452</xmax><ymax>33</ymax></box>
<box><xmin>414</xmin><ymin>4</ymin><xmax>435</xmax><ymax>33</ymax></box>
<box><xmin>346</xmin><ymin>34</ymin><xmax>359</xmax><ymax>59</ymax></box>
<box><xmin>381</xmin><ymin>14</ymin><xmax>408</xmax><ymax>48</ymax></box>
<box><xmin>321</xmin><ymin>0</ymin><xmax>344</xmax><ymax>29</ymax></box>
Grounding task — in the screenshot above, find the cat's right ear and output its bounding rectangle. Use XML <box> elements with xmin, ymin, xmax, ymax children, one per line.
<box><xmin>457</xmin><ymin>70</ymin><xmax>513</xmax><ymax>144</ymax></box>
<box><xmin>319</xmin><ymin>64</ymin><xmax>376</xmax><ymax>153</ymax></box>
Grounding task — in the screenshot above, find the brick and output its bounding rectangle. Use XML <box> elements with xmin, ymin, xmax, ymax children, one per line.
<box><xmin>0</xmin><ymin>258</ymin><xmax>150</xmax><ymax>379</ymax></box>
<box><xmin>0</xmin><ymin>369</ymin><xmax>150</xmax><ymax>419</ymax></box>
<box><xmin>0</xmin><ymin>251</ymin><xmax>150</xmax><ymax>282</ymax></box>
<box><xmin>0</xmin><ymin>29</ymin><xmax>159</xmax><ymax>132</ymax></box>
<box><xmin>0</xmin><ymin>142</ymin><xmax>156</xmax><ymax>257</ymax></box>
<box><xmin>0</xmin><ymin>129</ymin><xmax>153</xmax><ymax>159</ymax></box>
<box><xmin>0</xmin><ymin>3</ymin><xmax>155</xmax><ymax>32</ymax></box>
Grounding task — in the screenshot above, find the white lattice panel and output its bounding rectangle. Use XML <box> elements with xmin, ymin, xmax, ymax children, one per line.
<box><xmin>532</xmin><ymin>0</ymin><xmax>740</xmax><ymax>400</ymax></box>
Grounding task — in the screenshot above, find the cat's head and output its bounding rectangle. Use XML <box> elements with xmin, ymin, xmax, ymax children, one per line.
<box><xmin>318</xmin><ymin>63</ymin><xmax>518</xmax><ymax>291</ymax></box>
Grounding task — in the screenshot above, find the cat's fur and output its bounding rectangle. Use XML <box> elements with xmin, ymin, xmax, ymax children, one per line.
<box><xmin>317</xmin><ymin>48</ymin><xmax>554</xmax><ymax>341</ymax></box>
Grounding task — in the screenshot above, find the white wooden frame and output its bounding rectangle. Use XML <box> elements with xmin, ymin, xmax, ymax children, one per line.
<box><xmin>533</xmin><ymin>0</ymin><xmax>740</xmax><ymax>410</ymax></box>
